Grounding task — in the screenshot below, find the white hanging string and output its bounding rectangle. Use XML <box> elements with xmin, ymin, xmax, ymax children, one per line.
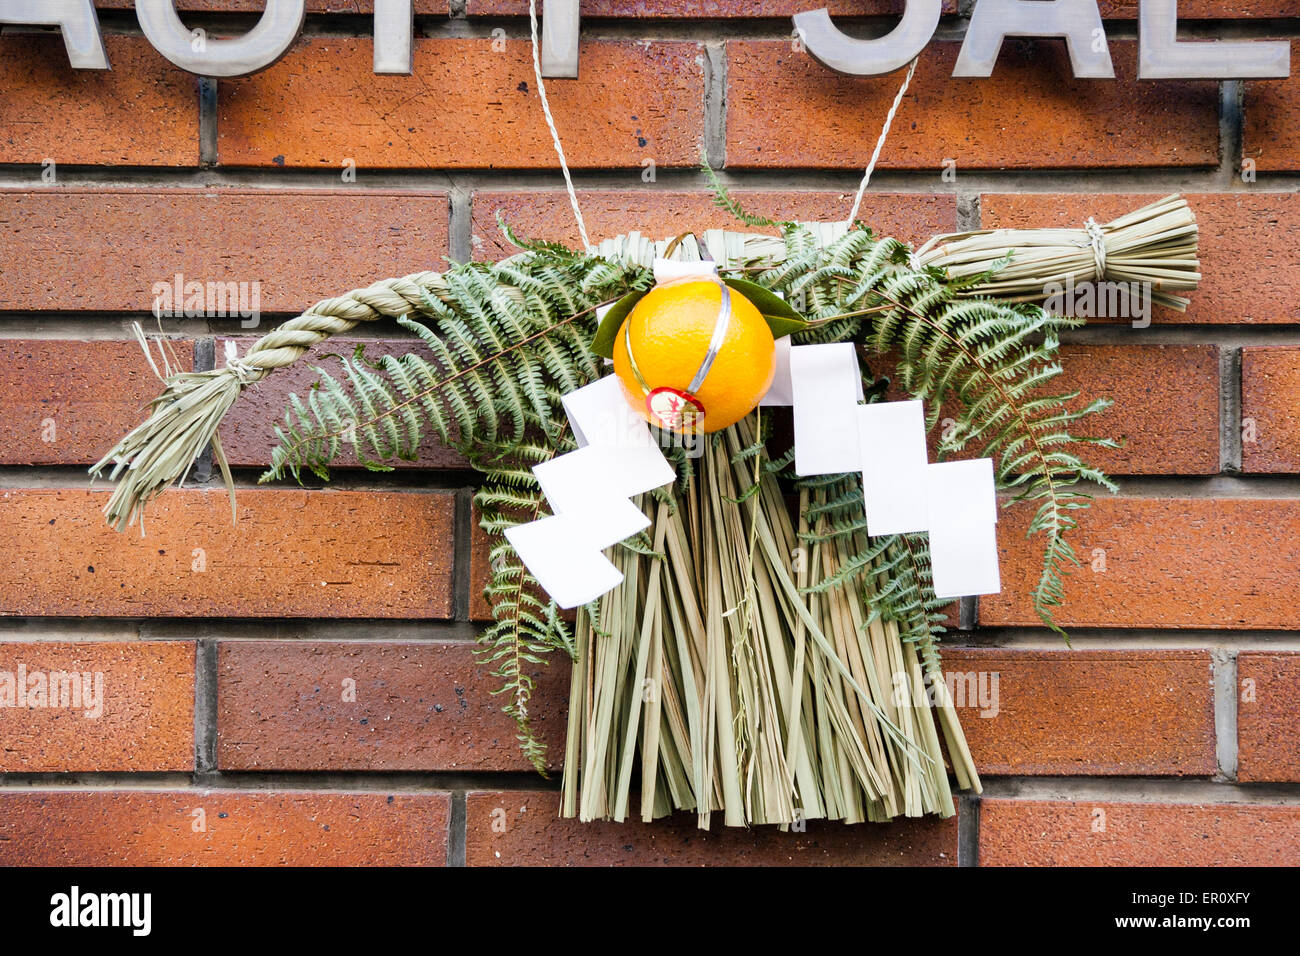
<box><xmin>528</xmin><ymin>0</ymin><xmax>590</xmax><ymax>248</ymax></box>
<box><xmin>844</xmin><ymin>57</ymin><xmax>919</xmax><ymax>227</ymax></box>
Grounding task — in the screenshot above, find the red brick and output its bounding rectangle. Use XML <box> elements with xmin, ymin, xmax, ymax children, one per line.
<box><xmin>981</xmin><ymin>193</ymin><xmax>1300</xmax><ymax>325</ymax></box>
<box><xmin>217</xmin><ymin>336</ymin><xmax>467</xmax><ymax>470</ymax></box>
<box><xmin>0</xmin><ymin>35</ymin><xmax>197</xmax><ymax>166</ymax></box>
<box><xmin>727</xmin><ymin>41</ymin><xmax>1218</xmax><ymax>170</ymax></box>
<box><xmin>0</xmin><ymin>489</ymin><xmax>455</xmax><ymax>618</ymax></box>
<box><xmin>979</xmin><ymin>799</ymin><xmax>1300</xmax><ymax>866</ymax></box>
<box><xmin>1241</xmin><ymin>346</ymin><xmax>1300</xmax><ymax>472</ymax></box>
<box><xmin>470</xmin><ymin>502</ymin><xmax>496</xmax><ymax>622</ymax></box>
<box><xmin>981</xmin><ymin>498</ymin><xmax>1300</xmax><ymax>630</ymax></box>
<box><xmin>217</xmin><ymin>641</ymin><xmax>568</xmax><ymax>771</ymax></box>
<box><xmin>942</xmin><ymin>649</ymin><xmax>1215</xmax><ymax>776</ymax></box>
<box><xmin>0</xmin><ymin>339</ymin><xmax>194</xmax><ymax>466</ymax></box>
<box><xmin>218</xmin><ymin>38</ymin><xmax>704</xmax><ymax>169</ymax></box>
<box><xmin>1237</xmin><ymin>652</ymin><xmax>1300</xmax><ymax>783</ymax></box>
<box><xmin>0</xmin><ymin>790</ymin><xmax>448</xmax><ymax>866</ymax></box>
<box><xmin>471</xmin><ymin>190</ymin><xmax>958</xmax><ymax>260</ymax></box>
<box><xmin>904</xmin><ymin>344</ymin><xmax>1220</xmax><ymax>475</ymax></box>
<box><xmin>1245</xmin><ymin>42</ymin><xmax>1300</xmax><ymax>171</ymax></box>
<box><xmin>0</xmin><ymin>189</ymin><xmax>448</xmax><ymax>313</ymax></box>
<box><xmin>0</xmin><ymin>641</ymin><xmax>193</xmax><ymax>772</ymax></box>
<box><xmin>1056</xmin><ymin>345</ymin><xmax>1220</xmax><ymax>474</ymax></box>
<box><xmin>465</xmin><ymin>790</ymin><xmax>957</xmax><ymax>865</ymax></box>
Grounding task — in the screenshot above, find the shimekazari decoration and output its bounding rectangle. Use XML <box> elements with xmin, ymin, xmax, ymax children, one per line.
<box><xmin>92</xmin><ymin>189</ymin><xmax>1200</xmax><ymax>827</ymax></box>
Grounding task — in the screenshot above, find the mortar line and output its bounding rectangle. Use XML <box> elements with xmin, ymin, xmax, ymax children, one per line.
<box><xmin>957</xmin><ymin>793</ymin><xmax>979</xmax><ymax>866</ymax></box>
<box><xmin>1213</xmin><ymin>648</ymin><xmax>1240</xmax><ymax>781</ymax></box>
<box><xmin>198</xmin><ymin>77</ymin><xmax>219</xmax><ymax>167</ymax></box>
<box><xmin>704</xmin><ymin>41</ymin><xmax>727</xmax><ymax>169</ymax></box>
<box><xmin>976</xmin><ymin>776</ymin><xmax>1300</xmax><ymax>802</ymax></box>
<box><xmin>192</xmin><ymin>336</ymin><xmax>215</xmax><ymax>484</ymax></box>
<box><xmin>3</xmin><ymin>165</ymin><xmax>1288</xmax><ymax>193</ymax></box>
<box><xmin>1219</xmin><ymin>80</ymin><xmax>1244</xmax><ymax>188</ymax></box>
<box><xmin>448</xmin><ymin>186</ymin><xmax>473</xmax><ymax>263</ymax></box>
<box><xmin>448</xmin><ymin>791</ymin><xmax>468</xmax><ymax>867</ymax></box>
<box><xmin>1221</xmin><ymin>344</ymin><xmax>1243</xmax><ymax>474</ymax></box>
<box><xmin>193</xmin><ymin>638</ymin><xmax>219</xmax><ymax>775</ymax></box>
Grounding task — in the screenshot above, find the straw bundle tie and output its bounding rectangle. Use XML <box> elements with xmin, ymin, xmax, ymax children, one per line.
<box><xmin>911</xmin><ymin>194</ymin><xmax>1200</xmax><ymax>311</ymax></box>
<box><xmin>1081</xmin><ymin>216</ymin><xmax>1107</xmax><ymax>277</ymax></box>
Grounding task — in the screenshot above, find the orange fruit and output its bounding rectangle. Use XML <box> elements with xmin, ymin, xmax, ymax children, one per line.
<box><xmin>613</xmin><ymin>278</ymin><xmax>775</xmax><ymax>434</ymax></box>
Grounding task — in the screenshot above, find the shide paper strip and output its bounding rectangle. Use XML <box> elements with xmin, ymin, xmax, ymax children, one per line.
<box><xmin>857</xmin><ymin>399</ymin><xmax>929</xmax><ymax>535</ymax></box>
<box><xmin>926</xmin><ymin>458</ymin><xmax>1001</xmax><ymax>599</ymax></box>
<box><xmin>789</xmin><ymin>342</ymin><xmax>865</xmax><ymax>475</ymax></box>
<box><xmin>758</xmin><ymin>335</ymin><xmax>794</xmax><ymax>407</ymax></box>
<box><xmin>561</xmin><ymin>374</ymin><xmax>658</xmax><ymax>450</ymax></box>
<box><xmin>782</xmin><ymin>342</ymin><xmax>1001</xmax><ymax>598</ymax></box>
<box><xmin>507</xmin><ymin>374</ymin><xmax>675</xmax><ymax>609</ymax></box>
<box><xmin>533</xmin><ymin>444</ymin><xmax>675</xmax><ymax>515</ymax></box>
<box><xmin>504</xmin><ymin>510</ymin><xmax>627</xmax><ymax>610</ymax></box>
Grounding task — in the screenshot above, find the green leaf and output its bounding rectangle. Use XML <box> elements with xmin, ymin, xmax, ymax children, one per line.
<box><xmin>723</xmin><ymin>277</ymin><xmax>809</xmax><ymax>338</ymax></box>
<box><xmin>590</xmin><ymin>288</ymin><xmax>648</xmax><ymax>359</ymax></box>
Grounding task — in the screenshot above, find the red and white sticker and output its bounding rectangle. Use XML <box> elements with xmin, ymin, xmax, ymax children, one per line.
<box><xmin>645</xmin><ymin>387</ymin><xmax>705</xmax><ymax>433</ymax></box>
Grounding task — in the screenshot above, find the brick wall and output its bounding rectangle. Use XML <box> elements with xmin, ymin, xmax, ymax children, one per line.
<box><xmin>0</xmin><ymin>4</ymin><xmax>1297</xmax><ymax>867</ymax></box>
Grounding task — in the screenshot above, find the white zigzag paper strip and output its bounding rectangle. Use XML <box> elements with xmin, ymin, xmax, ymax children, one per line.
<box><xmin>783</xmin><ymin>342</ymin><xmax>1000</xmax><ymax>599</ymax></box>
<box><xmin>504</xmin><ymin>375</ymin><xmax>673</xmax><ymax>609</ymax></box>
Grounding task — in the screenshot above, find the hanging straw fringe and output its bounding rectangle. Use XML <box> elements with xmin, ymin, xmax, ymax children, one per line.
<box><xmin>912</xmin><ymin>194</ymin><xmax>1201</xmax><ymax>311</ymax></box>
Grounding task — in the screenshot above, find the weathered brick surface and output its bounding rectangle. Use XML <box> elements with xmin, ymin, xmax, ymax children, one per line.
<box><xmin>980</xmin><ymin>498</ymin><xmax>1300</xmax><ymax>630</ymax></box>
<box><xmin>727</xmin><ymin>42</ymin><xmax>1218</xmax><ymax>169</ymax></box>
<box><xmin>942</xmin><ymin>649</ymin><xmax>1216</xmax><ymax>776</ymax></box>
<box><xmin>217</xmin><ymin>641</ymin><xmax>567</xmax><ymax>771</ymax></box>
<box><xmin>979</xmin><ymin>800</ymin><xmax>1300</xmax><ymax>866</ymax></box>
<box><xmin>465</xmin><ymin>790</ymin><xmax>957</xmax><ymax>866</ymax></box>
<box><xmin>0</xmin><ymin>35</ymin><xmax>197</xmax><ymax>166</ymax></box>
<box><xmin>0</xmin><ymin>489</ymin><xmax>455</xmax><ymax>618</ymax></box>
<box><xmin>471</xmin><ymin>190</ymin><xmax>958</xmax><ymax>259</ymax></box>
<box><xmin>219</xmin><ymin>39</ymin><xmax>705</xmax><ymax>169</ymax></box>
<box><xmin>1051</xmin><ymin>345</ymin><xmax>1219</xmax><ymax>475</ymax></box>
<box><xmin>0</xmin><ymin>641</ymin><xmax>194</xmax><ymax>772</ymax></box>
<box><xmin>0</xmin><ymin>189</ymin><xmax>448</xmax><ymax>313</ymax></box>
<box><xmin>217</xmin><ymin>336</ymin><xmax>468</xmax><ymax>469</ymax></box>
<box><xmin>469</xmin><ymin>502</ymin><xmax>496</xmax><ymax>622</ymax></box>
<box><xmin>0</xmin><ymin>339</ymin><xmax>194</xmax><ymax>466</ymax></box>
<box><xmin>981</xmin><ymin>192</ymin><xmax>1300</xmax><ymax>325</ymax></box>
<box><xmin>0</xmin><ymin>791</ymin><xmax>449</xmax><ymax>866</ymax></box>
<box><xmin>904</xmin><ymin>344</ymin><xmax>1220</xmax><ymax>475</ymax></box>
<box><xmin>1241</xmin><ymin>346</ymin><xmax>1300</xmax><ymax>472</ymax></box>
<box><xmin>1236</xmin><ymin>652</ymin><xmax>1300</xmax><ymax>783</ymax></box>
<box><xmin>1244</xmin><ymin>43</ymin><xmax>1300</xmax><ymax>171</ymax></box>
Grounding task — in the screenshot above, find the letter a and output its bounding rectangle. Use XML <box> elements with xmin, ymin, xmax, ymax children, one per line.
<box><xmin>954</xmin><ymin>0</ymin><xmax>1113</xmax><ymax>78</ymax></box>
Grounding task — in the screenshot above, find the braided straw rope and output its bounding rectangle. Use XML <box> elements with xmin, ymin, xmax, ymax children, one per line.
<box><xmin>92</xmin><ymin>270</ymin><xmax>456</xmax><ymax>531</ymax></box>
<box><xmin>94</xmin><ymin>202</ymin><xmax>1199</xmax><ymax>532</ymax></box>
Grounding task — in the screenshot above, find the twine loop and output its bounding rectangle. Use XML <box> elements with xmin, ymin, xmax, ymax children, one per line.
<box><xmin>223</xmin><ymin>356</ymin><xmax>263</xmax><ymax>387</ymax></box>
<box><xmin>1082</xmin><ymin>216</ymin><xmax>1108</xmax><ymax>279</ymax></box>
